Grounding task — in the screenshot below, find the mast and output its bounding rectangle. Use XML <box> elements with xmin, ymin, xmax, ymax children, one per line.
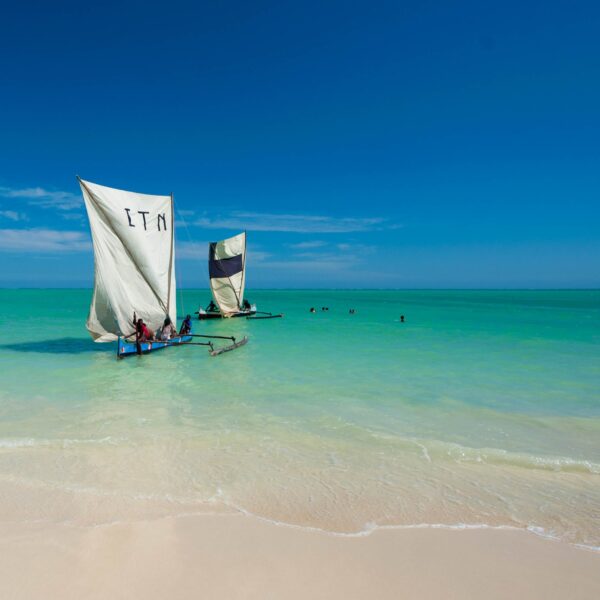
<box><xmin>166</xmin><ymin>191</ymin><xmax>175</xmax><ymax>316</ymax></box>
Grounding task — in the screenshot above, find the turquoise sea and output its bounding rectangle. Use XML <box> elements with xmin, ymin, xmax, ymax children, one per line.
<box><xmin>0</xmin><ymin>290</ymin><xmax>598</xmax><ymax>548</ymax></box>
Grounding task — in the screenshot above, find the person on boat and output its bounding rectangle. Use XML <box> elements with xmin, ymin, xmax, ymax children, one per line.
<box><xmin>135</xmin><ymin>318</ymin><xmax>155</xmax><ymax>342</ymax></box>
<box><xmin>242</xmin><ymin>299</ymin><xmax>251</xmax><ymax>310</ymax></box>
<box><xmin>206</xmin><ymin>300</ymin><xmax>218</xmax><ymax>313</ymax></box>
<box><xmin>400</xmin><ymin>315</ymin><xmax>405</xmax><ymax>323</ymax></box>
<box><xmin>179</xmin><ymin>314</ymin><xmax>192</xmax><ymax>335</ymax></box>
<box><xmin>159</xmin><ymin>317</ymin><xmax>178</xmax><ymax>341</ymax></box>
<box><xmin>310</xmin><ymin>307</ymin><xmax>316</xmax><ymax>313</ymax></box>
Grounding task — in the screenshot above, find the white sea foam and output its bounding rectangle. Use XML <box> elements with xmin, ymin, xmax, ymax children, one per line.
<box><xmin>0</xmin><ymin>438</ymin><xmax>38</xmax><ymax>448</ymax></box>
<box><xmin>423</xmin><ymin>439</ymin><xmax>600</xmax><ymax>474</ymax></box>
<box><xmin>0</xmin><ymin>436</ymin><xmax>122</xmax><ymax>450</ymax></box>
<box><xmin>365</xmin><ymin>430</ymin><xmax>600</xmax><ymax>474</ymax></box>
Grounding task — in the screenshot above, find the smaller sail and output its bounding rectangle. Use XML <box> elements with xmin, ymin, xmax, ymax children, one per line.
<box><xmin>208</xmin><ymin>232</ymin><xmax>246</xmax><ymax>316</ymax></box>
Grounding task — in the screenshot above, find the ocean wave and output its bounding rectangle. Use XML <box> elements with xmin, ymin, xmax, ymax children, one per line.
<box><xmin>440</xmin><ymin>442</ymin><xmax>600</xmax><ymax>474</ymax></box>
<box><xmin>361</xmin><ymin>427</ymin><xmax>600</xmax><ymax>475</ymax></box>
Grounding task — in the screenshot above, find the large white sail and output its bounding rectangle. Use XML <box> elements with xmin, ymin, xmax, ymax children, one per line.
<box><xmin>208</xmin><ymin>232</ymin><xmax>246</xmax><ymax>316</ymax></box>
<box><xmin>79</xmin><ymin>178</ymin><xmax>176</xmax><ymax>342</ymax></box>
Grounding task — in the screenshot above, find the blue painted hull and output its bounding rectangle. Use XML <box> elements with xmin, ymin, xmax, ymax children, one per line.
<box><xmin>117</xmin><ymin>335</ymin><xmax>193</xmax><ymax>359</ymax></box>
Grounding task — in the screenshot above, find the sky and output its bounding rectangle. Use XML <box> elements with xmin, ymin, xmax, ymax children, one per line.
<box><xmin>0</xmin><ymin>0</ymin><xmax>598</xmax><ymax>288</ymax></box>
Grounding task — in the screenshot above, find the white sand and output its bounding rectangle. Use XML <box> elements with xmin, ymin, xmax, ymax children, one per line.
<box><xmin>0</xmin><ymin>514</ymin><xmax>598</xmax><ymax>599</ymax></box>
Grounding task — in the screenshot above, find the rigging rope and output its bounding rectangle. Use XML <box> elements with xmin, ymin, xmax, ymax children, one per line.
<box><xmin>174</xmin><ymin>201</ymin><xmax>207</xmax><ymax>318</ymax></box>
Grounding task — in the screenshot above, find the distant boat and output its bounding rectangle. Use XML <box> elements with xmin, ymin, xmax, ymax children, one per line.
<box><xmin>197</xmin><ymin>232</ymin><xmax>257</xmax><ymax>320</ymax></box>
<box><xmin>79</xmin><ymin>178</ymin><xmax>246</xmax><ymax>357</ymax></box>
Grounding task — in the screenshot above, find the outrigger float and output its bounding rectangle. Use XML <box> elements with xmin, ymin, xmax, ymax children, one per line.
<box><xmin>79</xmin><ymin>177</ymin><xmax>248</xmax><ymax>359</ymax></box>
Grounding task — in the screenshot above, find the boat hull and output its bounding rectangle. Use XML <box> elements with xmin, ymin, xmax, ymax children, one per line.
<box><xmin>117</xmin><ymin>335</ymin><xmax>193</xmax><ymax>359</ymax></box>
<box><xmin>197</xmin><ymin>307</ymin><xmax>256</xmax><ymax>320</ymax></box>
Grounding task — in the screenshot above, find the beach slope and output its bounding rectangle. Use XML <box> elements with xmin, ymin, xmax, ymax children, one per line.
<box><xmin>1</xmin><ymin>515</ymin><xmax>598</xmax><ymax>600</ymax></box>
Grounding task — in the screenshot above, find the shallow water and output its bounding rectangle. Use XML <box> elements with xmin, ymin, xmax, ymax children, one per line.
<box><xmin>0</xmin><ymin>289</ymin><xmax>598</xmax><ymax>548</ymax></box>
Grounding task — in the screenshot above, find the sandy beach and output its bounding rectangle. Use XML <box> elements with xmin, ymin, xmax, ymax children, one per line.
<box><xmin>1</xmin><ymin>514</ymin><xmax>598</xmax><ymax>600</ymax></box>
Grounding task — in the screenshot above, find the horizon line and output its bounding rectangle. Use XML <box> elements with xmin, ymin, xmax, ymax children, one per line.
<box><xmin>1</xmin><ymin>287</ymin><xmax>599</xmax><ymax>292</ymax></box>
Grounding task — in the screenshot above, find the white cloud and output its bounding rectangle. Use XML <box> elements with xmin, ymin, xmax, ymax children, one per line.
<box><xmin>253</xmin><ymin>244</ymin><xmax>375</xmax><ymax>273</ymax></box>
<box><xmin>289</xmin><ymin>240</ymin><xmax>327</xmax><ymax>249</ymax></box>
<box><xmin>177</xmin><ymin>240</ymin><xmax>270</xmax><ymax>263</ymax></box>
<box><xmin>247</xmin><ymin>249</ymin><xmax>270</xmax><ymax>262</ymax></box>
<box><xmin>0</xmin><ymin>229</ymin><xmax>91</xmax><ymax>253</ymax></box>
<box><xmin>293</xmin><ymin>243</ymin><xmax>373</xmax><ymax>259</ymax></box>
<box><xmin>0</xmin><ymin>186</ymin><xmax>81</xmax><ymax>211</ymax></box>
<box><xmin>261</xmin><ymin>256</ymin><xmax>359</xmax><ymax>272</ymax></box>
<box><xmin>177</xmin><ymin>241</ymin><xmax>210</xmax><ymax>260</ymax></box>
<box><xmin>194</xmin><ymin>211</ymin><xmax>390</xmax><ymax>233</ymax></box>
<box><xmin>0</xmin><ymin>210</ymin><xmax>28</xmax><ymax>222</ymax></box>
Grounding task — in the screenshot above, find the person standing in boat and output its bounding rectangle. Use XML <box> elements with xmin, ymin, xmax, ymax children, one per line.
<box><xmin>179</xmin><ymin>314</ymin><xmax>192</xmax><ymax>335</ymax></box>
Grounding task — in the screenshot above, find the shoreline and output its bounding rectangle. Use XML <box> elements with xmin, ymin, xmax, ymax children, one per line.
<box><xmin>214</xmin><ymin>500</ymin><xmax>600</xmax><ymax>552</ymax></box>
<box><xmin>2</xmin><ymin>472</ymin><xmax>599</xmax><ymax>552</ymax></box>
<box><xmin>1</xmin><ymin>512</ymin><xmax>598</xmax><ymax>599</ymax></box>
<box><xmin>1</xmin><ymin>435</ymin><xmax>598</xmax><ymax>551</ymax></box>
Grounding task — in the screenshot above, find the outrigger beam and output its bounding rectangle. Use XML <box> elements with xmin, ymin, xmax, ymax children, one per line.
<box><xmin>188</xmin><ymin>334</ymin><xmax>237</xmax><ymax>341</ymax></box>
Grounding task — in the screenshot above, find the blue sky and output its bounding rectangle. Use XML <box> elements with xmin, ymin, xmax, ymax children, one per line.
<box><xmin>0</xmin><ymin>0</ymin><xmax>598</xmax><ymax>288</ymax></box>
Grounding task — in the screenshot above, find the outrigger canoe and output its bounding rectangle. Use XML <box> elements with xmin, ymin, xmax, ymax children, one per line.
<box><xmin>79</xmin><ymin>179</ymin><xmax>250</xmax><ymax>360</ymax></box>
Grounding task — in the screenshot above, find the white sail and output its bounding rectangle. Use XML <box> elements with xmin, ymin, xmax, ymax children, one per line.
<box><xmin>208</xmin><ymin>232</ymin><xmax>246</xmax><ymax>316</ymax></box>
<box><xmin>79</xmin><ymin>178</ymin><xmax>176</xmax><ymax>342</ymax></box>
